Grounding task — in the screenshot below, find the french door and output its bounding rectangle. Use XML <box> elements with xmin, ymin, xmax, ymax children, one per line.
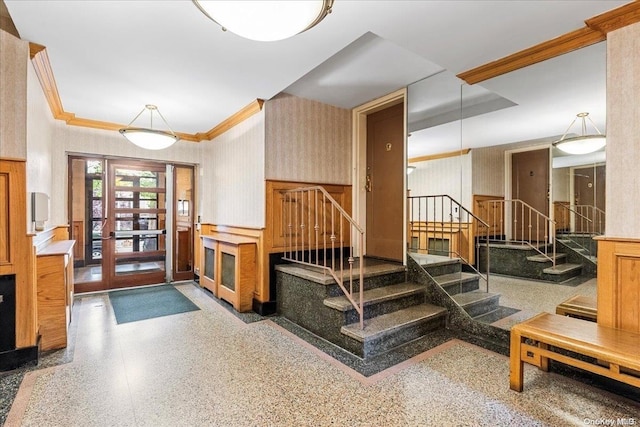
<box><xmin>105</xmin><ymin>160</ymin><xmax>167</xmax><ymax>288</ymax></box>
<box><xmin>70</xmin><ymin>156</ymin><xmax>194</xmax><ymax>293</ymax></box>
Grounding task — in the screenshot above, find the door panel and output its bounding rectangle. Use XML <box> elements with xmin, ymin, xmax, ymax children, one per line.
<box><xmin>366</xmin><ymin>102</ymin><xmax>404</xmax><ymax>261</ymax></box>
<box><xmin>511</xmin><ymin>148</ymin><xmax>549</xmax><ymax>242</ymax></box>
<box><xmin>107</xmin><ymin>161</ymin><xmax>167</xmax><ymax>288</ymax></box>
<box><xmin>574</xmin><ymin>164</ymin><xmax>605</xmax><ymax>233</ymax></box>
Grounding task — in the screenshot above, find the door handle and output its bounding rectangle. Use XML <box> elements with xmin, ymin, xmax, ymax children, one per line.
<box><xmin>365</xmin><ymin>174</ymin><xmax>372</xmax><ymax>192</ymax></box>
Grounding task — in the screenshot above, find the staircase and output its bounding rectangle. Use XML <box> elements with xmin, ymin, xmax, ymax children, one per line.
<box><xmin>556</xmin><ymin>233</ymin><xmax>598</xmax><ymax>276</ymax></box>
<box><xmin>479</xmin><ymin>242</ymin><xmax>585</xmax><ymax>282</ymax></box>
<box><xmin>411</xmin><ymin>253</ymin><xmax>502</xmax><ymax>323</ymax></box>
<box><xmin>276</xmin><ymin>258</ymin><xmax>447</xmax><ymax>358</ymax></box>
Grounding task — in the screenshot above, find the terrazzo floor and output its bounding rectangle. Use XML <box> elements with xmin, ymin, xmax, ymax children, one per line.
<box><xmin>3</xmin><ymin>281</ymin><xmax>639</xmax><ymax>426</ymax></box>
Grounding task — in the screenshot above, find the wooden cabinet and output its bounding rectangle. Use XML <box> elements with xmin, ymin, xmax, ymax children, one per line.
<box><xmin>36</xmin><ymin>240</ymin><xmax>75</xmax><ymax>351</ymax></box>
<box><xmin>201</xmin><ymin>234</ymin><xmax>256</xmax><ymax>312</ymax></box>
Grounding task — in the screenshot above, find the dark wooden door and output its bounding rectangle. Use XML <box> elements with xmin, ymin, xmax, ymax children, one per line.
<box><xmin>511</xmin><ymin>148</ymin><xmax>550</xmax><ymax>242</ymax></box>
<box><xmin>365</xmin><ymin>102</ymin><xmax>404</xmax><ymax>261</ymax></box>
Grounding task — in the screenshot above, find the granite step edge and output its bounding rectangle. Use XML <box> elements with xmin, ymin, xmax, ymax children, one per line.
<box><xmin>323</xmin><ymin>282</ymin><xmax>425</xmax><ymax>311</ymax></box>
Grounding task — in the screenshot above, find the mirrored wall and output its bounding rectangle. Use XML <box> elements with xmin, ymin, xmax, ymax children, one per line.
<box><xmin>407</xmin><ymin>41</ymin><xmax>606</xmax><ymax>328</ymax></box>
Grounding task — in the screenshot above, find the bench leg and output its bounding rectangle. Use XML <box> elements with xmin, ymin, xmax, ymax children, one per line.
<box><xmin>539</xmin><ymin>342</ymin><xmax>549</xmax><ymax>372</ymax></box>
<box><xmin>510</xmin><ymin>329</ymin><xmax>524</xmax><ymax>392</ymax></box>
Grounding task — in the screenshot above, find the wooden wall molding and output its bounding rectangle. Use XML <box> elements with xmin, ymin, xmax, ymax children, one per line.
<box><xmin>409</xmin><ymin>148</ymin><xmax>471</xmax><ymax>164</ymax></box>
<box><xmin>28</xmin><ymin>43</ymin><xmax>263</xmax><ymax>143</ymax></box>
<box><xmin>458</xmin><ymin>1</ymin><xmax>640</xmax><ymax>85</ymax></box>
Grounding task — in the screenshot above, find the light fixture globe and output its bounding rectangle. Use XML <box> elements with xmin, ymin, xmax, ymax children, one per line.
<box><xmin>119</xmin><ymin>105</ymin><xmax>180</xmax><ymax>150</ymax></box>
<box><xmin>553</xmin><ymin>112</ymin><xmax>606</xmax><ymax>155</ymax></box>
<box><xmin>193</xmin><ymin>0</ymin><xmax>334</xmax><ymax>42</ymax></box>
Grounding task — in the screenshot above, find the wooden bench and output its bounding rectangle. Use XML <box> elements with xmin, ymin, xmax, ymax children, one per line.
<box><xmin>510</xmin><ymin>312</ymin><xmax>640</xmax><ymax>392</ymax></box>
<box><xmin>555</xmin><ymin>295</ymin><xmax>597</xmax><ymax>322</ymax></box>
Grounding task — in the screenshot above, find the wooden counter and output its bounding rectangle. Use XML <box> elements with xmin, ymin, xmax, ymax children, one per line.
<box><xmin>36</xmin><ymin>240</ymin><xmax>75</xmax><ymax>351</ymax></box>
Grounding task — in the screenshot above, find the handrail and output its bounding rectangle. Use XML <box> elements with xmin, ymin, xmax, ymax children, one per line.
<box><xmin>281</xmin><ymin>186</ymin><xmax>365</xmax><ymax>329</ymax></box>
<box><xmin>480</xmin><ymin>199</ymin><xmax>556</xmax><ymax>267</ymax></box>
<box><xmin>408</xmin><ymin>195</ymin><xmax>490</xmax><ymax>293</ymax></box>
<box><xmin>556</xmin><ymin>204</ymin><xmax>604</xmax><ymax>258</ymax></box>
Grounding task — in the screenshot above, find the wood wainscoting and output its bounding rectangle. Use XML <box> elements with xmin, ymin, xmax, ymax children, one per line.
<box><xmin>473</xmin><ymin>195</ymin><xmax>504</xmax><ymax>238</ymax></box>
<box><xmin>596</xmin><ymin>237</ymin><xmax>640</xmax><ymax>333</ymax></box>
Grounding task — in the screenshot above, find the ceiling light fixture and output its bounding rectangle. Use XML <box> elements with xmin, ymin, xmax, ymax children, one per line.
<box><xmin>119</xmin><ymin>105</ymin><xmax>180</xmax><ymax>150</ymax></box>
<box><xmin>407</xmin><ymin>166</ymin><xmax>416</xmax><ymax>175</ymax></box>
<box><xmin>192</xmin><ymin>0</ymin><xmax>334</xmax><ymax>42</ymax></box>
<box><xmin>553</xmin><ymin>112</ymin><xmax>606</xmax><ymax>155</ymax></box>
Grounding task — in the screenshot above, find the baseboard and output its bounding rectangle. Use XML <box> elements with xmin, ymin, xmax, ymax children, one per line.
<box><xmin>253</xmin><ymin>299</ymin><xmax>276</xmax><ymax>316</ymax></box>
<box><xmin>0</xmin><ymin>342</ymin><xmax>39</xmax><ymax>371</ymax></box>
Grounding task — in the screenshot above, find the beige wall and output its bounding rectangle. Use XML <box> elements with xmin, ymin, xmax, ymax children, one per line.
<box><xmin>0</xmin><ymin>30</ymin><xmax>27</xmax><ymax>159</ymax></box>
<box><xmin>200</xmin><ymin>110</ymin><xmax>265</xmax><ymax>228</ymax></box>
<box><xmin>265</xmin><ymin>93</ymin><xmax>351</xmax><ymax>185</ymax></box>
<box><xmin>606</xmin><ymin>22</ymin><xmax>640</xmax><ymax>238</ymax></box>
<box><xmin>409</xmin><ymin>153</ymin><xmax>472</xmax><ymax>208</ymax></box>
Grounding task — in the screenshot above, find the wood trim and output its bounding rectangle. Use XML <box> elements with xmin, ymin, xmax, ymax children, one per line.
<box><xmin>197</xmin><ymin>99</ymin><xmax>265</xmax><ymax>141</ymax></box>
<box><xmin>457</xmin><ymin>1</ymin><xmax>640</xmax><ymax>85</ymax></box>
<box><xmin>585</xmin><ymin>1</ymin><xmax>640</xmax><ymax>35</ymax></box>
<box><xmin>28</xmin><ymin>43</ymin><xmax>263</xmax><ymax>143</ymax></box>
<box><xmin>409</xmin><ymin>148</ymin><xmax>471</xmax><ymax>164</ymax></box>
<box><xmin>457</xmin><ymin>27</ymin><xmax>605</xmax><ymax>85</ymax></box>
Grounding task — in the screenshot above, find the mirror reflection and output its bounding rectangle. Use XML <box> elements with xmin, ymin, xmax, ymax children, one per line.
<box><xmin>407</xmin><ymin>41</ymin><xmax>605</xmax><ymax>329</ymax></box>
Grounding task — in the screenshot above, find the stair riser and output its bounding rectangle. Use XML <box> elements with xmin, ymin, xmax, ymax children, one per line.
<box><xmin>326</xmin><ymin>271</ymin><xmax>406</xmax><ymax>297</ymax></box>
<box><xmin>341</xmin><ymin>293</ymin><xmax>426</xmax><ymax>324</ymax></box>
<box><xmin>342</xmin><ymin>315</ymin><xmax>447</xmax><ymax>358</ymax></box>
<box><xmin>460</xmin><ymin>296</ymin><xmax>500</xmax><ymax>318</ymax></box>
<box><xmin>541</xmin><ymin>269</ymin><xmax>582</xmax><ymax>282</ymax></box>
<box><xmin>422</xmin><ymin>262</ymin><xmax>461</xmax><ymax>277</ymax></box>
<box><xmin>479</xmin><ymin>247</ymin><xmax>576</xmax><ymax>281</ymax></box>
<box><xmin>442</xmin><ymin>279</ymin><xmax>479</xmax><ymax>296</ymax></box>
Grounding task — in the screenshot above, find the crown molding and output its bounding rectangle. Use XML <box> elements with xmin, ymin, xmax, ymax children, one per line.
<box><xmin>28</xmin><ymin>43</ymin><xmax>263</xmax><ymax>143</ymax></box>
<box><xmin>409</xmin><ymin>149</ymin><xmax>471</xmax><ymax>164</ymax></box>
<box><xmin>457</xmin><ymin>1</ymin><xmax>640</xmax><ymax>85</ymax></box>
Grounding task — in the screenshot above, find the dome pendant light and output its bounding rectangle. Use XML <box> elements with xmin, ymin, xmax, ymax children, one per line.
<box><xmin>119</xmin><ymin>105</ymin><xmax>180</xmax><ymax>150</ymax></box>
<box><xmin>193</xmin><ymin>0</ymin><xmax>334</xmax><ymax>42</ymax></box>
<box><xmin>553</xmin><ymin>112</ymin><xmax>606</xmax><ymax>155</ymax></box>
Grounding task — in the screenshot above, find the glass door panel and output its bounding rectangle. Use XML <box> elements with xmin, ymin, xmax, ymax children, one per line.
<box><xmin>108</xmin><ymin>162</ymin><xmax>167</xmax><ymax>288</ymax></box>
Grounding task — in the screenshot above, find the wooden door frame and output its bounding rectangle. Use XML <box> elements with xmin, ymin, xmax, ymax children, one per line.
<box><xmin>352</xmin><ymin>88</ymin><xmax>407</xmax><ymax>265</ymax></box>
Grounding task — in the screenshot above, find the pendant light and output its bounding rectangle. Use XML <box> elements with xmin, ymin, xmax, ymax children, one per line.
<box><xmin>119</xmin><ymin>105</ymin><xmax>180</xmax><ymax>150</ymax></box>
<box><xmin>553</xmin><ymin>112</ymin><xmax>606</xmax><ymax>155</ymax></box>
<box><xmin>193</xmin><ymin>0</ymin><xmax>334</xmax><ymax>42</ymax></box>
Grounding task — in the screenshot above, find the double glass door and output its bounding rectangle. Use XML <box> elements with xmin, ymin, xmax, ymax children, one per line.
<box><xmin>70</xmin><ymin>157</ymin><xmax>193</xmax><ymax>293</ymax></box>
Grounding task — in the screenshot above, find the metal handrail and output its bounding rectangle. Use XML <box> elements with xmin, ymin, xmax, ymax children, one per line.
<box><xmin>281</xmin><ymin>186</ymin><xmax>365</xmax><ymax>329</ymax></box>
<box><xmin>556</xmin><ymin>204</ymin><xmax>604</xmax><ymax>258</ymax></box>
<box><xmin>480</xmin><ymin>199</ymin><xmax>556</xmax><ymax>267</ymax></box>
<box><xmin>408</xmin><ymin>195</ymin><xmax>490</xmax><ymax>293</ymax></box>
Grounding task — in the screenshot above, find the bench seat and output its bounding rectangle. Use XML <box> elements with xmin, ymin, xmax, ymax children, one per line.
<box><xmin>555</xmin><ymin>294</ymin><xmax>597</xmax><ymax>322</ymax></box>
<box><xmin>510</xmin><ymin>312</ymin><xmax>640</xmax><ymax>392</ymax></box>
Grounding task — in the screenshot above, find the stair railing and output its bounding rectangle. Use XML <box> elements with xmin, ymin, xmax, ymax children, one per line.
<box><xmin>556</xmin><ymin>204</ymin><xmax>604</xmax><ymax>258</ymax></box>
<box><xmin>281</xmin><ymin>186</ymin><xmax>364</xmax><ymax>329</ymax></box>
<box><xmin>479</xmin><ymin>199</ymin><xmax>556</xmax><ymax>267</ymax></box>
<box><xmin>408</xmin><ymin>195</ymin><xmax>490</xmax><ymax>293</ymax></box>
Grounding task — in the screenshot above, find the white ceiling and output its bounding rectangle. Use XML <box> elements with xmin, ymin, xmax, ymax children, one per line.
<box><xmin>5</xmin><ymin>0</ymin><xmax>625</xmax><ymax>155</ymax></box>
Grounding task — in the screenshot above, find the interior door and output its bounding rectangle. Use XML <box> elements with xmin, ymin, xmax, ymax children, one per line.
<box><xmin>106</xmin><ymin>160</ymin><xmax>167</xmax><ymax>289</ymax></box>
<box><xmin>574</xmin><ymin>164</ymin><xmax>605</xmax><ymax>233</ymax></box>
<box><xmin>511</xmin><ymin>148</ymin><xmax>550</xmax><ymax>242</ymax></box>
<box><xmin>365</xmin><ymin>102</ymin><xmax>404</xmax><ymax>261</ymax></box>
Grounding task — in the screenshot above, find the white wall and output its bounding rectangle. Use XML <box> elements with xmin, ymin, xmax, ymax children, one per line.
<box><xmin>199</xmin><ymin>111</ymin><xmax>266</xmax><ymax>228</ymax></box>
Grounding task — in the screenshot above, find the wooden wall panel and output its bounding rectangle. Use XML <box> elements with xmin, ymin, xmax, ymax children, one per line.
<box><xmin>597</xmin><ymin>238</ymin><xmax>640</xmax><ymax>333</ymax></box>
<box><xmin>0</xmin><ymin>171</ymin><xmax>9</xmax><ymax>266</ymax></box>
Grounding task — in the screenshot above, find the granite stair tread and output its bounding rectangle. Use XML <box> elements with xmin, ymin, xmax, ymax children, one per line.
<box><xmin>432</xmin><ymin>272</ymin><xmax>478</xmax><ymax>286</ymax></box>
<box><xmin>323</xmin><ymin>282</ymin><xmax>424</xmax><ymax>311</ymax></box>
<box><xmin>340</xmin><ymin>303</ymin><xmax>447</xmax><ymax>343</ymax></box>
<box><xmin>527</xmin><ymin>253</ymin><xmax>567</xmax><ymax>263</ymax></box>
<box><xmin>543</xmin><ymin>263</ymin><xmax>582</xmax><ymax>275</ymax></box>
<box><xmin>451</xmin><ymin>291</ymin><xmax>500</xmax><ymax>307</ymax></box>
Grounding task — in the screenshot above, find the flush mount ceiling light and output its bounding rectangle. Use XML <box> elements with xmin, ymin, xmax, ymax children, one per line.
<box><xmin>192</xmin><ymin>0</ymin><xmax>334</xmax><ymax>42</ymax></box>
<box><xmin>119</xmin><ymin>105</ymin><xmax>180</xmax><ymax>150</ymax></box>
<box><xmin>553</xmin><ymin>112</ymin><xmax>606</xmax><ymax>155</ymax></box>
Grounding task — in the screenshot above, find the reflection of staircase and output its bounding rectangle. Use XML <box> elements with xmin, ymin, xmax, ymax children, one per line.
<box><xmin>556</xmin><ymin>234</ymin><xmax>598</xmax><ymax>275</ymax></box>
<box><xmin>411</xmin><ymin>253</ymin><xmax>503</xmax><ymax>323</ymax></box>
<box><xmin>479</xmin><ymin>242</ymin><xmax>585</xmax><ymax>282</ymax></box>
<box><xmin>276</xmin><ymin>258</ymin><xmax>448</xmax><ymax>358</ymax></box>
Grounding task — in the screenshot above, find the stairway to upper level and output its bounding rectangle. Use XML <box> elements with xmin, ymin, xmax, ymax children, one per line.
<box><xmin>276</xmin><ymin>257</ymin><xmax>448</xmax><ymax>358</ymax></box>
